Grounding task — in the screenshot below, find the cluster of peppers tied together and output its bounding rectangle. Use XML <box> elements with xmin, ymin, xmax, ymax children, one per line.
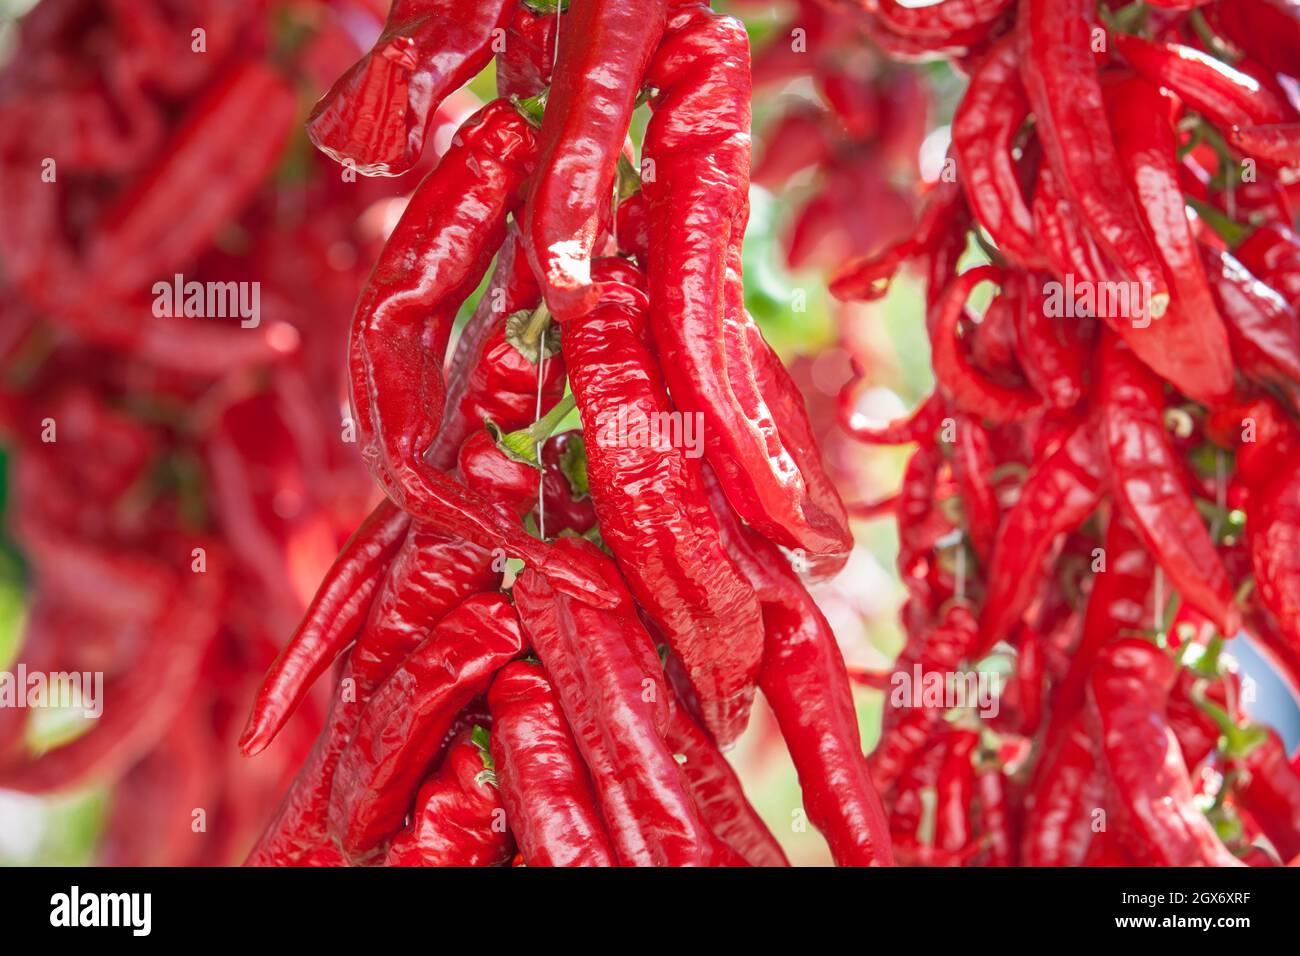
<box><xmin>0</xmin><ymin>0</ymin><xmax>467</xmax><ymax>861</ymax></box>
<box><xmin>822</xmin><ymin>0</ymin><xmax>1300</xmax><ymax>865</ymax></box>
<box><xmin>239</xmin><ymin>0</ymin><xmax>896</xmax><ymax>868</ymax></box>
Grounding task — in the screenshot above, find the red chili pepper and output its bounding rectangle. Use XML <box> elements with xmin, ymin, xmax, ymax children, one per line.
<box><xmin>1232</xmin><ymin>123</ymin><xmax>1300</xmax><ymax>168</ymax></box>
<box><xmin>561</xmin><ymin>259</ymin><xmax>764</xmax><ymax>746</ymax></box>
<box><xmin>240</xmin><ymin>499</ymin><xmax>409</xmax><ymax>756</ymax></box>
<box><xmin>703</xmin><ymin>483</ymin><xmax>892</xmax><ymax>866</ymax></box>
<box><xmin>496</xmin><ymin>0</ymin><xmax>562</xmax><ymax>100</ymax></box>
<box><xmin>1105</xmin><ymin>75</ymin><xmax>1235</xmax><ymax>403</ymax></box>
<box><xmin>1018</xmin><ymin>0</ymin><xmax>1170</xmax><ymax>310</ymax></box>
<box><xmin>487</xmin><ymin>661</ymin><xmax>617</xmax><ymax>867</ymax></box>
<box><xmin>1114</xmin><ymin>34</ymin><xmax>1294</xmax><ymax>131</ymax></box>
<box><xmin>951</xmin><ymin>35</ymin><xmax>1045</xmax><ymax>269</ymax></box>
<box><xmin>328</xmin><ymin>592</ymin><xmax>526</xmax><ymax>863</ymax></box>
<box><xmin>430</xmin><ymin>227</ymin><xmax>548</xmax><ymax>470</ymax></box>
<box><xmin>664</xmin><ymin>693</ymin><xmax>790</xmax><ymax>867</ymax></box>
<box><xmin>1206</xmin><ymin>0</ymin><xmax>1300</xmax><ymax>77</ymax></box>
<box><xmin>306</xmin><ymin>0</ymin><xmax>515</xmax><ymax>176</ymax></box>
<box><xmin>1201</xmin><ymin>244</ymin><xmax>1300</xmax><ymax>406</ymax></box>
<box><xmin>645</xmin><ymin>5</ymin><xmax>850</xmax><ymax>564</ymax></box>
<box><xmin>875</xmin><ymin>0</ymin><xmax>1013</xmax><ymax>40</ymax></box>
<box><xmin>1234</xmin><ymin>729</ymin><xmax>1300</xmax><ymax>861</ymax></box>
<box><xmin>1014</xmin><ymin>272</ymin><xmax>1087</xmax><ymax>409</ymax></box>
<box><xmin>934</xmin><ymin>728</ymin><xmax>980</xmax><ymax>858</ymax></box>
<box><xmin>384</xmin><ymin>729</ymin><xmax>515</xmax><ymax>867</ymax></box>
<box><xmin>974</xmin><ymin>761</ymin><xmax>1016</xmax><ymax>866</ymax></box>
<box><xmin>614</xmin><ymin>188</ymin><xmax>651</xmax><ymax>263</ymax></box>
<box><xmin>537</xmin><ymin>430</ymin><xmax>598</xmax><ymax>537</ymax></box>
<box><xmin>1097</xmin><ymin>334</ymin><xmax>1239</xmax><ymax>634</ymax></box>
<box><xmin>1236</xmin><ymin>223</ymin><xmax>1300</xmax><ymax>310</ymax></box>
<box><xmin>950</xmin><ymin>413</ymin><xmax>999</xmax><ymax>563</ymax></box>
<box><xmin>344</xmin><ymin>98</ymin><xmax>611</xmax><ymax>606</ymax></box>
<box><xmin>930</xmin><ymin>266</ymin><xmax>1043</xmax><ymax>423</ymax></box>
<box><xmin>978</xmin><ymin>417</ymin><xmax>1105</xmax><ymax>653</ymax></box>
<box><xmin>1030</xmin><ymin>160</ymin><xmax>1112</xmax><ymax>292</ymax></box>
<box><xmin>1087</xmin><ymin>639</ymin><xmax>1243</xmax><ymax>866</ymax></box>
<box><xmin>1019</xmin><ymin>712</ymin><xmax>1103</xmax><ymax>866</ymax></box>
<box><xmin>521</xmin><ymin>0</ymin><xmax>668</xmax><ymax>320</ymax></box>
<box><xmin>513</xmin><ymin>537</ymin><xmax>730</xmax><ymax>866</ymax></box>
<box><xmin>1250</xmin><ymin>456</ymin><xmax>1300</xmax><ymax>651</ymax></box>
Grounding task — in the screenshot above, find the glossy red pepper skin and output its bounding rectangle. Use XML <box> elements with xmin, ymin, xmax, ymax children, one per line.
<box><xmin>537</xmin><ymin>431</ymin><xmax>598</xmax><ymax>537</ymax></box>
<box><xmin>496</xmin><ymin>1</ymin><xmax>561</xmax><ymax>99</ymax></box>
<box><xmin>951</xmin><ymin>35</ymin><xmax>1045</xmax><ymax>269</ymax></box>
<box><xmin>1232</xmin><ymin>123</ymin><xmax>1300</xmax><ymax>168</ymax></box>
<box><xmin>950</xmin><ymin>413</ymin><xmax>1000</xmax><ymax>564</ymax></box>
<box><xmin>513</xmin><ymin>538</ymin><xmax>729</xmax><ymax>867</ymax></box>
<box><xmin>521</xmin><ymin>0</ymin><xmax>668</xmax><ymax>320</ymax></box>
<box><xmin>306</xmin><ymin>0</ymin><xmax>515</xmax><ymax>176</ymax></box>
<box><xmin>644</xmin><ymin>5</ymin><xmax>850</xmax><ymax>565</ymax></box>
<box><xmin>1236</xmin><ymin>223</ymin><xmax>1300</xmax><ymax>310</ymax></box>
<box><xmin>561</xmin><ymin>260</ymin><xmax>764</xmax><ymax>746</ymax></box>
<box><xmin>931</xmin><ymin>267</ymin><xmax>1043</xmax><ymax>424</ymax></box>
<box><xmin>384</xmin><ymin>730</ymin><xmax>515</xmax><ymax>867</ymax></box>
<box><xmin>1200</xmin><ymin>245</ymin><xmax>1300</xmax><ymax>406</ymax></box>
<box><xmin>240</xmin><ymin>500</ymin><xmax>409</xmax><ymax>756</ymax></box>
<box><xmin>664</xmin><ymin>694</ymin><xmax>789</xmax><ymax>867</ymax></box>
<box><xmin>1114</xmin><ymin>34</ymin><xmax>1294</xmax><ymax>132</ymax></box>
<box><xmin>457</xmin><ymin>430</ymin><xmax>541</xmax><ymax>518</ymax></box>
<box><xmin>1251</xmin><ymin>457</ymin><xmax>1300</xmax><ymax>650</ymax></box>
<box><xmin>1235</xmin><ymin>729</ymin><xmax>1300</xmax><ymax>861</ymax></box>
<box><xmin>1105</xmin><ymin>76</ymin><xmax>1235</xmax><ymax>403</ymax></box>
<box><xmin>1207</xmin><ymin>0</ymin><xmax>1300</xmax><ymax>77</ymax></box>
<box><xmin>934</xmin><ymin>728</ymin><xmax>980</xmax><ymax>858</ymax></box>
<box><xmin>979</xmin><ymin>418</ymin><xmax>1105</xmax><ymax>653</ymax></box>
<box><xmin>328</xmin><ymin>592</ymin><xmax>525</xmax><ymax>863</ymax></box>
<box><xmin>1015</xmin><ymin>273</ymin><xmax>1087</xmax><ymax>410</ymax></box>
<box><xmin>345</xmin><ymin>99</ymin><xmax>610</xmax><ymax>607</ymax></box>
<box><xmin>487</xmin><ymin>661</ymin><xmax>617</xmax><ymax>867</ymax></box>
<box><xmin>1018</xmin><ymin>0</ymin><xmax>1169</xmax><ymax>308</ymax></box>
<box><xmin>1097</xmin><ymin>335</ymin><xmax>1238</xmax><ymax>634</ymax></box>
<box><xmin>876</xmin><ymin>0</ymin><xmax>1013</xmax><ymax>39</ymax></box>
<box><xmin>430</xmin><ymin>228</ymin><xmax>547</xmax><ymax>470</ymax></box>
<box><xmin>1088</xmin><ymin>640</ymin><xmax>1243</xmax><ymax>867</ymax></box>
<box><xmin>1020</xmin><ymin>712</ymin><xmax>1103</xmax><ymax>866</ymax></box>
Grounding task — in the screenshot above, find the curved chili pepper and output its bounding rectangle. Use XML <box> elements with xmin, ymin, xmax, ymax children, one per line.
<box><xmin>1097</xmin><ymin>334</ymin><xmax>1238</xmax><ymax>634</ymax></box>
<box><xmin>1251</xmin><ymin>458</ymin><xmax>1300</xmax><ymax>650</ymax></box>
<box><xmin>1018</xmin><ymin>0</ymin><xmax>1169</xmax><ymax>310</ymax></box>
<box><xmin>951</xmin><ymin>35</ymin><xmax>1045</xmax><ymax>269</ymax></box>
<box><xmin>1113</xmin><ymin>34</ymin><xmax>1294</xmax><ymax>132</ymax></box>
<box><xmin>614</xmin><ymin>188</ymin><xmax>651</xmax><ymax>263</ymax></box>
<box><xmin>240</xmin><ymin>499</ymin><xmax>409</xmax><ymax>756</ymax></box>
<box><xmin>520</xmin><ymin>0</ymin><xmax>668</xmax><ymax>320</ymax></box>
<box><xmin>1014</xmin><ymin>272</ymin><xmax>1086</xmax><ymax>409</ymax></box>
<box><xmin>950</xmin><ymin>413</ymin><xmax>999</xmax><ymax>564</ymax></box>
<box><xmin>1087</xmin><ymin>639</ymin><xmax>1243</xmax><ymax>866</ymax></box>
<box><xmin>979</xmin><ymin>417</ymin><xmax>1105</xmax><ymax>654</ymax></box>
<box><xmin>537</xmin><ymin>430</ymin><xmax>598</xmax><ymax>537</ymax></box>
<box><xmin>1030</xmin><ymin>160</ymin><xmax>1111</xmax><ymax>290</ymax></box>
<box><xmin>514</xmin><ymin>537</ymin><xmax>730</xmax><ymax>867</ymax></box>
<box><xmin>1104</xmin><ymin>75</ymin><xmax>1234</xmax><ymax>404</ymax></box>
<box><xmin>430</xmin><ymin>227</ymin><xmax>548</xmax><ymax>470</ymax></box>
<box><xmin>487</xmin><ymin>661</ymin><xmax>616</xmax><ymax>867</ymax></box>
<box><xmin>830</xmin><ymin>177</ymin><xmax>965</xmax><ymax>302</ymax></box>
<box><xmin>644</xmin><ymin>5</ymin><xmax>849</xmax><ymax>563</ymax></box>
<box><xmin>1232</xmin><ymin>123</ymin><xmax>1300</xmax><ymax>167</ymax></box>
<box><xmin>1234</xmin><ymin>729</ymin><xmax>1300</xmax><ymax>861</ymax></box>
<box><xmin>457</xmin><ymin>430</ymin><xmax>545</xmax><ymax>517</ymax></box>
<box><xmin>664</xmin><ymin>693</ymin><xmax>789</xmax><ymax>868</ymax></box>
<box><xmin>1021</xmin><ymin>712</ymin><xmax>1105</xmax><ymax>867</ymax></box>
<box><xmin>1236</xmin><ymin>223</ymin><xmax>1300</xmax><ymax>309</ymax></box>
<box><xmin>934</xmin><ymin>728</ymin><xmax>979</xmax><ymax>858</ymax></box>
<box><xmin>384</xmin><ymin>729</ymin><xmax>515</xmax><ymax>867</ymax></box>
<box><xmin>1207</xmin><ymin>0</ymin><xmax>1300</xmax><ymax>77</ymax></box>
<box><xmin>701</xmin><ymin>483</ymin><xmax>893</xmax><ymax>866</ymax></box>
<box><xmin>306</xmin><ymin>0</ymin><xmax>515</xmax><ymax>176</ymax></box>
<box><xmin>930</xmin><ymin>266</ymin><xmax>1043</xmax><ymax>423</ymax></box>
<box><xmin>1201</xmin><ymin>245</ymin><xmax>1300</xmax><ymax>404</ymax></box>
<box><xmin>496</xmin><ymin>0</ymin><xmax>562</xmax><ymax>100</ymax></box>
<box><xmin>328</xmin><ymin>592</ymin><xmax>525</xmax><ymax>863</ymax></box>
<box><xmin>345</xmin><ymin>98</ymin><xmax>611</xmax><ymax>606</ymax></box>
<box><xmin>562</xmin><ymin>259</ymin><xmax>764</xmax><ymax>746</ymax></box>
